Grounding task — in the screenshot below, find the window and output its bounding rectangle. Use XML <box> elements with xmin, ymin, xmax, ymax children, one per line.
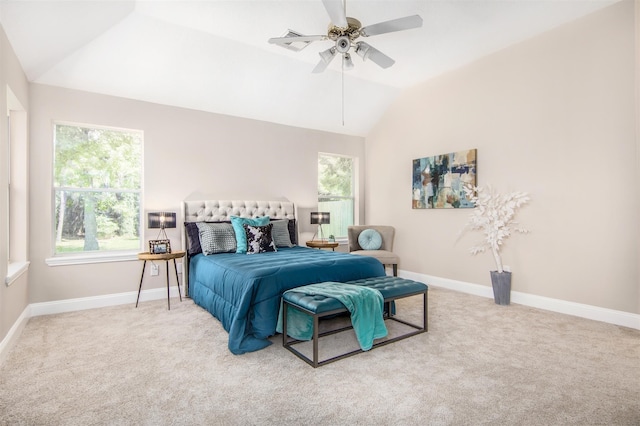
<box><xmin>6</xmin><ymin>86</ymin><xmax>29</xmax><ymax>285</ymax></box>
<box><xmin>318</xmin><ymin>153</ymin><xmax>354</xmax><ymax>240</ymax></box>
<box><xmin>53</xmin><ymin>123</ymin><xmax>143</xmax><ymax>257</ymax></box>
<box><xmin>6</xmin><ymin>113</ymin><xmax>10</xmax><ymax>258</ymax></box>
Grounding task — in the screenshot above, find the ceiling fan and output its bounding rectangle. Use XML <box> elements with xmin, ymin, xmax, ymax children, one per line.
<box><xmin>268</xmin><ymin>0</ymin><xmax>423</xmax><ymax>73</ymax></box>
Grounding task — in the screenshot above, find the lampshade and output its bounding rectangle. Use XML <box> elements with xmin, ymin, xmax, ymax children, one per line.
<box><xmin>342</xmin><ymin>53</ymin><xmax>354</xmax><ymax>70</ymax></box>
<box><xmin>355</xmin><ymin>41</ymin><xmax>371</xmax><ymax>61</ymax></box>
<box><xmin>319</xmin><ymin>47</ymin><xmax>336</xmax><ymax>64</ymax></box>
<box><xmin>310</xmin><ymin>212</ymin><xmax>330</xmax><ymax>225</ymax></box>
<box><xmin>148</xmin><ymin>212</ymin><xmax>177</xmax><ymax>229</ymax></box>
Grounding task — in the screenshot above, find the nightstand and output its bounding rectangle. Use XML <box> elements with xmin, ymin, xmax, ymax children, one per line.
<box><xmin>136</xmin><ymin>250</ymin><xmax>185</xmax><ymax>310</ymax></box>
<box><xmin>306</xmin><ymin>240</ymin><xmax>339</xmax><ymax>251</ymax></box>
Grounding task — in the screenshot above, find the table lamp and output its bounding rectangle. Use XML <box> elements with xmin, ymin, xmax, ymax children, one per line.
<box><xmin>310</xmin><ymin>211</ymin><xmax>330</xmax><ymax>241</ymax></box>
<box><xmin>148</xmin><ymin>211</ymin><xmax>177</xmax><ymax>240</ymax></box>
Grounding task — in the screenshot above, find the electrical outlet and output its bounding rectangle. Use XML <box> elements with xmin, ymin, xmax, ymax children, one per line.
<box><xmin>151</xmin><ymin>263</ymin><xmax>159</xmax><ymax>276</ymax></box>
<box><xmin>176</xmin><ymin>262</ymin><xmax>183</xmax><ymax>274</ymax></box>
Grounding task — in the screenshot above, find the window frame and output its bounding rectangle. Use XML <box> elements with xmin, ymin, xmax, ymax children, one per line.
<box><xmin>48</xmin><ymin>121</ymin><xmax>144</xmax><ymax>265</ymax></box>
<box><xmin>6</xmin><ymin>86</ymin><xmax>30</xmax><ymax>285</ymax></box>
<box><xmin>317</xmin><ymin>152</ymin><xmax>356</xmax><ymax>241</ymax></box>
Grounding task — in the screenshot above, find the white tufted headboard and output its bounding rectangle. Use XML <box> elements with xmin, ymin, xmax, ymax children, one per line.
<box><xmin>182</xmin><ymin>199</ymin><xmax>295</xmax><ymax>223</ymax></box>
<box><xmin>181</xmin><ymin>198</ymin><xmax>296</xmax><ymax>296</ymax></box>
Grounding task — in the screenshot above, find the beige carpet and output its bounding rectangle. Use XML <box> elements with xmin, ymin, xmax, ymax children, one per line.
<box><xmin>0</xmin><ymin>287</ymin><xmax>638</xmax><ymax>425</ymax></box>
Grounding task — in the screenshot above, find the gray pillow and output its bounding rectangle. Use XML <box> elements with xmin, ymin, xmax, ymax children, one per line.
<box><xmin>196</xmin><ymin>222</ymin><xmax>237</xmax><ymax>255</ymax></box>
<box><xmin>270</xmin><ymin>219</ymin><xmax>294</xmax><ymax>248</ymax></box>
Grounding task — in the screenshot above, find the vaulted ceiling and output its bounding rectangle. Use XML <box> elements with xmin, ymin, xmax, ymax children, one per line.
<box><xmin>0</xmin><ymin>1</ymin><xmax>617</xmax><ymax>136</ymax></box>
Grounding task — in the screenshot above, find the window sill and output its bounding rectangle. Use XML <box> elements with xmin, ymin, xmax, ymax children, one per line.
<box><xmin>46</xmin><ymin>251</ymin><xmax>139</xmax><ymax>267</ymax></box>
<box><xmin>6</xmin><ymin>261</ymin><xmax>30</xmax><ymax>286</ymax></box>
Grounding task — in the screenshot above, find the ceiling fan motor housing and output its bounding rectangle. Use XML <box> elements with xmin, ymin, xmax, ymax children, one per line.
<box><xmin>328</xmin><ymin>17</ymin><xmax>362</xmax><ymax>41</ymax></box>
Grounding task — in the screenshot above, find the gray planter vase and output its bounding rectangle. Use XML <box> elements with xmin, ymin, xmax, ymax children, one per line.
<box><xmin>490</xmin><ymin>271</ymin><xmax>512</xmax><ymax>305</ymax></box>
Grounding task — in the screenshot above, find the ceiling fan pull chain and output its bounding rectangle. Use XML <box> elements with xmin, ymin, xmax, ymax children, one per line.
<box><xmin>342</xmin><ymin>58</ymin><xmax>345</xmax><ymax>126</ymax></box>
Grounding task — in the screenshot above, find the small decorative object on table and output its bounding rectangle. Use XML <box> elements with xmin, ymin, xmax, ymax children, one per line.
<box><xmin>460</xmin><ymin>184</ymin><xmax>530</xmax><ymax>305</ymax></box>
<box><xmin>328</xmin><ymin>234</ymin><xmax>335</xmax><ymax>242</ymax></box>
<box><xmin>149</xmin><ymin>239</ymin><xmax>171</xmax><ymax>254</ymax></box>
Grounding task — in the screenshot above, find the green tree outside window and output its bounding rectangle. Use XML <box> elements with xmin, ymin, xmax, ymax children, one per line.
<box><xmin>318</xmin><ymin>153</ymin><xmax>354</xmax><ymax>239</ymax></box>
<box><xmin>54</xmin><ymin>124</ymin><xmax>142</xmax><ymax>254</ymax></box>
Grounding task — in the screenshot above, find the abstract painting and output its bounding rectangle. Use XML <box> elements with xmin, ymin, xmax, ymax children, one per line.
<box><xmin>412</xmin><ymin>149</ymin><xmax>477</xmax><ymax>209</ymax></box>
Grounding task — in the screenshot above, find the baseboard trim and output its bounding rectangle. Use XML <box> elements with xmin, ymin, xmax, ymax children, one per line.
<box><xmin>0</xmin><ymin>305</ymin><xmax>30</xmax><ymax>366</ymax></box>
<box><xmin>3</xmin><ymin>272</ymin><xmax>638</xmax><ymax>366</ymax></box>
<box><xmin>29</xmin><ymin>286</ymin><xmax>182</xmax><ymax>317</ymax></box>
<box><xmin>400</xmin><ymin>270</ymin><xmax>640</xmax><ymax>330</ymax></box>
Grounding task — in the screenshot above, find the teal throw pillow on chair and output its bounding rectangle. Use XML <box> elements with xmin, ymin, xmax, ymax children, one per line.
<box><xmin>358</xmin><ymin>229</ymin><xmax>382</xmax><ymax>250</ymax></box>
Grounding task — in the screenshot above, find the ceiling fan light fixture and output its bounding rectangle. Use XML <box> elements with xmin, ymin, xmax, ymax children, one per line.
<box><xmin>343</xmin><ymin>53</ymin><xmax>354</xmax><ymax>70</ymax></box>
<box><xmin>319</xmin><ymin>46</ymin><xmax>337</xmax><ymax>63</ymax></box>
<box><xmin>355</xmin><ymin>42</ymin><xmax>371</xmax><ymax>61</ymax></box>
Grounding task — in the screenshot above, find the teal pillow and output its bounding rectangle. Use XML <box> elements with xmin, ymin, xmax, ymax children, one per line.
<box><xmin>231</xmin><ymin>215</ymin><xmax>270</xmax><ymax>253</ymax></box>
<box><xmin>358</xmin><ymin>229</ymin><xmax>382</xmax><ymax>250</ymax></box>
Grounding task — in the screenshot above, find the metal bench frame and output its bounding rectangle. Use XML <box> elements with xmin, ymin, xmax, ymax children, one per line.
<box><xmin>282</xmin><ymin>288</ymin><xmax>427</xmax><ymax>368</ymax></box>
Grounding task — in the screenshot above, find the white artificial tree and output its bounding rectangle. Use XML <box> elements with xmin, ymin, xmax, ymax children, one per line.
<box><xmin>462</xmin><ymin>185</ymin><xmax>530</xmax><ymax>273</ymax></box>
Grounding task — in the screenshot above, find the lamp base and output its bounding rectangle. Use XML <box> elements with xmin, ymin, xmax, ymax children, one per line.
<box><xmin>155</xmin><ymin>228</ymin><xmax>168</xmax><ymax>241</ymax></box>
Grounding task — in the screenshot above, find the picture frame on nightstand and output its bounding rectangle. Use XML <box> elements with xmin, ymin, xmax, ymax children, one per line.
<box><xmin>149</xmin><ymin>239</ymin><xmax>171</xmax><ymax>254</ymax></box>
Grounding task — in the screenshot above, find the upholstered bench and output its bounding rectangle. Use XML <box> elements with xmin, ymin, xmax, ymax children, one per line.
<box><xmin>282</xmin><ymin>276</ymin><xmax>428</xmax><ymax>368</ymax></box>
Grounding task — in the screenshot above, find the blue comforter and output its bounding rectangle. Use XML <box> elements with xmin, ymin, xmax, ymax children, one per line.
<box><xmin>189</xmin><ymin>246</ymin><xmax>385</xmax><ymax>354</ymax></box>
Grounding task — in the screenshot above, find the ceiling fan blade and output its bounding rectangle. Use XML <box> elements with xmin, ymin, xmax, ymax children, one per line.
<box><xmin>355</xmin><ymin>42</ymin><xmax>395</xmax><ymax>69</ymax></box>
<box><xmin>312</xmin><ymin>58</ymin><xmax>332</xmax><ymax>73</ymax></box>
<box><xmin>322</xmin><ymin>0</ymin><xmax>348</xmax><ymax>28</ymax></box>
<box><xmin>268</xmin><ymin>35</ymin><xmax>327</xmax><ymax>45</ymax></box>
<box><xmin>312</xmin><ymin>47</ymin><xmax>337</xmax><ymax>73</ymax></box>
<box><xmin>360</xmin><ymin>15</ymin><xmax>423</xmax><ymax>37</ymax></box>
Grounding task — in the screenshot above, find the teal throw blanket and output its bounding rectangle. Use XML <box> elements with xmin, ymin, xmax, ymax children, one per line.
<box><xmin>276</xmin><ymin>282</ymin><xmax>388</xmax><ymax>351</ymax></box>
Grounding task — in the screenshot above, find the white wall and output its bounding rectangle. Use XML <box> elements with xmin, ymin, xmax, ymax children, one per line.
<box><xmin>28</xmin><ymin>84</ymin><xmax>365</xmax><ymax>303</ymax></box>
<box><xmin>365</xmin><ymin>1</ymin><xmax>638</xmax><ymax>314</ymax></box>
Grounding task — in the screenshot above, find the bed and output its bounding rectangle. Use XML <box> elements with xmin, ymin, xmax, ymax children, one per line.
<box><xmin>182</xmin><ymin>198</ymin><xmax>386</xmax><ymax>354</ymax></box>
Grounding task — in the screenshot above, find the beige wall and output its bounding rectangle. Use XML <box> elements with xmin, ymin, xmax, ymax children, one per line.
<box><xmin>365</xmin><ymin>1</ymin><xmax>638</xmax><ymax>314</ymax></box>
<box><xmin>0</xmin><ymin>26</ymin><xmax>30</xmax><ymax>341</ymax></box>
<box><xmin>635</xmin><ymin>0</ymin><xmax>640</xmax><ymax>316</ymax></box>
<box><xmin>28</xmin><ymin>84</ymin><xmax>365</xmax><ymax>303</ymax></box>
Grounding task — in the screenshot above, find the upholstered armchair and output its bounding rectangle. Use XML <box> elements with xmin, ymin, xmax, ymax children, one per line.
<box><xmin>347</xmin><ymin>225</ymin><xmax>399</xmax><ymax>276</ymax></box>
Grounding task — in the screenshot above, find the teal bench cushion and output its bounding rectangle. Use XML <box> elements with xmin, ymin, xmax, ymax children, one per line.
<box><xmin>282</xmin><ymin>276</ymin><xmax>428</xmax><ymax>315</ymax></box>
<box><xmin>282</xmin><ymin>292</ymin><xmax>345</xmax><ymax>313</ymax></box>
<box><xmin>346</xmin><ymin>276</ymin><xmax>427</xmax><ymax>300</ymax></box>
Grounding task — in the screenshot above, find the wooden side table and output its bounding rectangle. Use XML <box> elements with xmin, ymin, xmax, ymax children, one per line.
<box><xmin>306</xmin><ymin>240</ymin><xmax>339</xmax><ymax>251</ymax></box>
<box><xmin>136</xmin><ymin>250</ymin><xmax>185</xmax><ymax>310</ymax></box>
